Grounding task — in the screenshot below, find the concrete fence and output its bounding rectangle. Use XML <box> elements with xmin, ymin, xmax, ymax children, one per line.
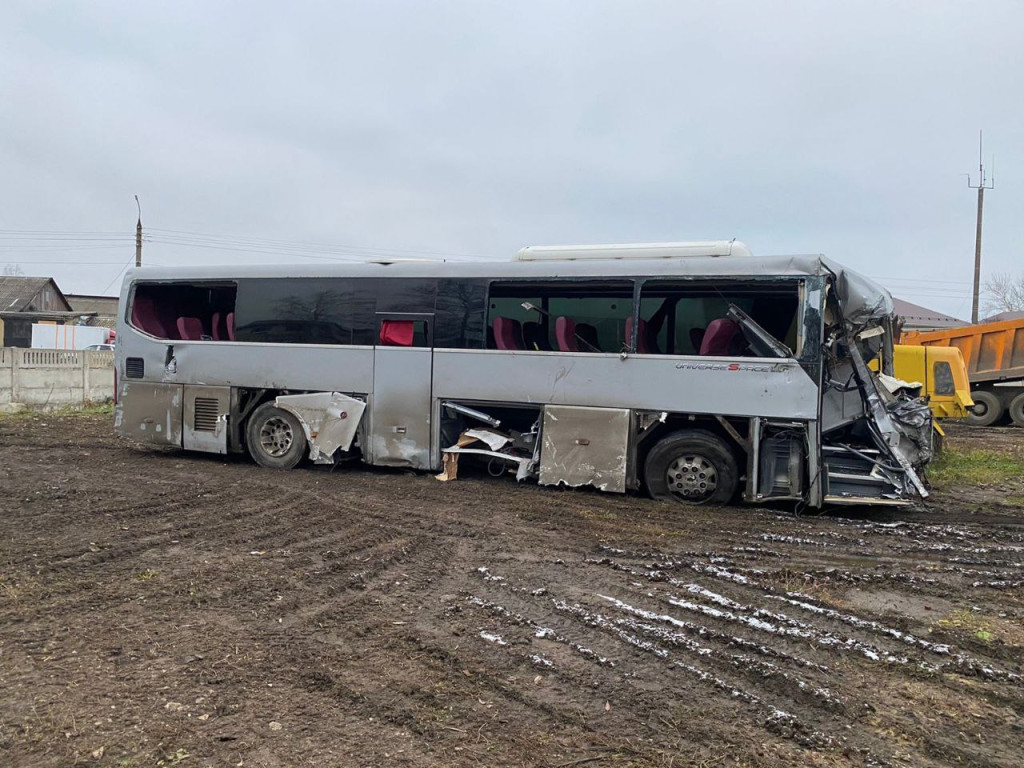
<box><xmin>0</xmin><ymin>347</ymin><xmax>115</xmax><ymax>409</ymax></box>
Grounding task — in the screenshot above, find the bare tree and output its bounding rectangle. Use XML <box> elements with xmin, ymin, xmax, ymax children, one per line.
<box><xmin>982</xmin><ymin>272</ymin><xmax>1024</xmax><ymax>316</ymax></box>
<box><xmin>2</xmin><ymin>263</ymin><xmax>25</xmax><ymax>276</ymax></box>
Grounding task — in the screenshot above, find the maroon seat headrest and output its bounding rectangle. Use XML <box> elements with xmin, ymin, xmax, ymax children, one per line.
<box><xmin>699</xmin><ymin>318</ymin><xmax>741</xmax><ymax>356</ymax></box>
<box><xmin>493</xmin><ymin>317</ymin><xmax>525</xmax><ymax>350</ymax></box>
<box><xmin>555</xmin><ymin>316</ymin><xmax>579</xmax><ymax>352</ymax></box>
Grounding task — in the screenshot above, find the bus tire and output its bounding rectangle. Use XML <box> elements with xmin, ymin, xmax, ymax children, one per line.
<box><xmin>246</xmin><ymin>402</ymin><xmax>307</xmax><ymax>470</ymax></box>
<box><xmin>1009</xmin><ymin>392</ymin><xmax>1024</xmax><ymax>427</ymax></box>
<box><xmin>644</xmin><ymin>429</ymin><xmax>738</xmax><ymax>506</ymax></box>
<box><xmin>965</xmin><ymin>390</ymin><xmax>1003</xmax><ymax>427</ymax></box>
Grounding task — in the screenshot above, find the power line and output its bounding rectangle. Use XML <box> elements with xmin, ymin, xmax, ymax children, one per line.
<box><xmin>99</xmin><ymin>256</ymin><xmax>137</xmax><ymax>296</ymax></box>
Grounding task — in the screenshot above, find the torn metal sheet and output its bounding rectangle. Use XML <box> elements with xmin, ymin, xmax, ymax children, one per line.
<box><xmin>463</xmin><ymin>428</ymin><xmax>510</xmax><ymax>451</ymax></box>
<box><xmin>846</xmin><ymin>338</ymin><xmax>929</xmax><ymax>498</ymax></box>
<box><xmin>442</xmin><ymin>445</ymin><xmax>532</xmax><ymax>479</ymax></box>
<box><xmin>275</xmin><ymin>392</ymin><xmax>366</xmax><ymax>462</ymax></box>
<box><xmin>539</xmin><ymin>406</ymin><xmax>631</xmax><ymax>493</ymax></box>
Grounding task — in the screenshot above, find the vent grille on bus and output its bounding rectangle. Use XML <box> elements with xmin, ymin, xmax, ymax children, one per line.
<box><xmin>193</xmin><ymin>398</ymin><xmax>220</xmax><ymax>432</ymax></box>
<box><xmin>125</xmin><ymin>357</ymin><xmax>145</xmax><ymax>379</ymax></box>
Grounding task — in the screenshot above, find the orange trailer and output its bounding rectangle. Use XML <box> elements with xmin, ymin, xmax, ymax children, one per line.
<box><xmin>902</xmin><ymin>316</ymin><xmax>1024</xmax><ymax>426</ymax></box>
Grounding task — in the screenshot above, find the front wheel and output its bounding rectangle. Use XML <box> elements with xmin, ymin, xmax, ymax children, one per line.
<box><xmin>246</xmin><ymin>402</ymin><xmax>307</xmax><ymax>469</ymax></box>
<box><xmin>644</xmin><ymin>429</ymin><xmax>739</xmax><ymax>505</ymax></box>
<box><xmin>965</xmin><ymin>390</ymin><xmax>1003</xmax><ymax>427</ymax></box>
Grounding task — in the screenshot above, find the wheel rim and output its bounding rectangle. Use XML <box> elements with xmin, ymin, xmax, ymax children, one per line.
<box><xmin>665</xmin><ymin>454</ymin><xmax>718</xmax><ymax>502</ymax></box>
<box><xmin>259</xmin><ymin>416</ymin><xmax>294</xmax><ymax>457</ymax></box>
<box><xmin>973</xmin><ymin>401</ymin><xmax>989</xmax><ymax>417</ymax></box>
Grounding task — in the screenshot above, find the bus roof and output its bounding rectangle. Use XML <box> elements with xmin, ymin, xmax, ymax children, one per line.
<box><xmin>126</xmin><ymin>251</ymin><xmax>833</xmax><ymax>283</ymax></box>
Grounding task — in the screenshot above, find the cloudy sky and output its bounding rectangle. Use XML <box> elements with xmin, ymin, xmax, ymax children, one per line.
<box><xmin>1</xmin><ymin>1</ymin><xmax>1020</xmax><ymax>318</ymax></box>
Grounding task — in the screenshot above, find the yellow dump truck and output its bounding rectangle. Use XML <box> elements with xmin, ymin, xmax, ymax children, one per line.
<box><xmin>903</xmin><ymin>316</ymin><xmax>1024</xmax><ymax>427</ymax></box>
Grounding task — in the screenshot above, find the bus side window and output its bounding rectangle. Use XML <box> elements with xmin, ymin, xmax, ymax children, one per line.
<box><xmin>487</xmin><ymin>281</ymin><xmax>634</xmax><ymax>353</ymax></box>
<box><xmin>130</xmin><ymin>283</ymin><xmax>236</xmax><ymax>341</ymax></box>
<box><xmin>435</xmin><ymin>279</ymin><xmax>486</xmax><ymax>349</ymax></box>
<box><xmin>638</xmin><ymin>280</ymin><xmax>800</xmax><ymax>357</ymax></box>
<box><xmin>234</xmin><ymin>277</ymin><xmax>375</xmax><ymax>345</ymax></box>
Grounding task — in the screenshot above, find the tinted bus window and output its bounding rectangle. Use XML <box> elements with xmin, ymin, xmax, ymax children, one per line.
<box><xmin>375</xmin><ymin>278</ymin><xmax>436</xmax><ymax>314</ymax></box>
<box><xmin>435</xmin><ymin>279</ymin><xmax>487</xmax><ymax>349</ymax></box>
<box><xmin>234</xmin><ymin>278</ymin><xmax>376</xmax><ymax>345</ymax></box>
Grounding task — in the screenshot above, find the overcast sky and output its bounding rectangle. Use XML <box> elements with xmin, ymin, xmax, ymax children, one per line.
<box><xmin>1</xmin><ymin>1</ymin><xmax>1020</xmax><ymax>318</ymax></box>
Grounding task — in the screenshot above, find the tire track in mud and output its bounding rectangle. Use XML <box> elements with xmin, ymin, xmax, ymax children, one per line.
<box><xmin>588</xmin><ymin>546</ymin><xmax>1024</xmax><ymax>683</ymax></box>
<box><xmin>452</xmin><ymin>561</ymin><xmax>846</xmax><ymax>754</ymax></box>
<box><xmin>447</xmin><ymin>531</ymin><xmax>1024</xmax><ymax>766</ymax></box>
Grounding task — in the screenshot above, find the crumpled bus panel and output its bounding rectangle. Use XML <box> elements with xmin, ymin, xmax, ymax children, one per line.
<box><xmin>539</xmin><ymin>406</ymin><xmax>631</xmax><ymax>493</ymax></box>
<box><xmin>275</xmin><ymin>392</ymin><xmax>366</xmax><ymax>463</ymax></box>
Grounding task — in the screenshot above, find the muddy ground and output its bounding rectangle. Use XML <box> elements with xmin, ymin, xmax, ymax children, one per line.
<box><xmin>1</xmin><ymin>415</ymin><xmax>1022</xmax><ymax>768</ymax></box>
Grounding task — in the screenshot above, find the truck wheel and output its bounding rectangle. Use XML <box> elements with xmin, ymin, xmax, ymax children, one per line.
<box><xmin>644</xmin><ymin>429</ymin><xmax>738</xmax><ymax>505</ymax></box>
<box><xmin>965</xmin><ymin>390</ymin><xmax>1003</xmax><ymax>427</ymax></box>
<box><xmin>1009</xmin><ymin>392</ymin><xmax>1024</xmax><ymax>427</ymax></box>
<box><xmin>246</xmin><ymin>402</ymin><xmax>307</xmax><ymax>469</ymax></box>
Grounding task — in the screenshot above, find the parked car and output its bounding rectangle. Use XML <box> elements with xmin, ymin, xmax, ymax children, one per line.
<box><xmin>84</xmin><ymin>344</ymin><xmax>115</xmax><ymax>351</ymax></box>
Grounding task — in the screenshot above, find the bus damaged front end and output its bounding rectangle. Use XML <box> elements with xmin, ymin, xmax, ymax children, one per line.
<box><xmin>818</xmin><ymin>264</ymin><xmax>933</xmax><ymax>506</ymax></box>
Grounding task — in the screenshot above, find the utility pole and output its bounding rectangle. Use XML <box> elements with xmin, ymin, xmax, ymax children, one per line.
<box><xmin>134</xmin><ymin>195</ymin><xmax>143</xmax><ymax>268</ymax></box>
<box><xmin>967</xmin><ymin>132</ymin><xmax>994</xmax><ymax>324</ymax></box>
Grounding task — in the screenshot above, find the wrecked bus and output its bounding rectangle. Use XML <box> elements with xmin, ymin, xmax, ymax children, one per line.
<box><xmin>114</xmin><ymin>241</ymin><xmax>933</xmax><ymax>508</ymax></box>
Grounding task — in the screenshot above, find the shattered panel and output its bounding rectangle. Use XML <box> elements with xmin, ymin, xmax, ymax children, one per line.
<box><xmin>276</xmin><ymin>392</ymin><xmax>366</xmax><ymax>462</ymax></box>
<box><xmin>539</xmin><ymin>406</ymin><xmax>631</xmax><ymax>493</ymax></box>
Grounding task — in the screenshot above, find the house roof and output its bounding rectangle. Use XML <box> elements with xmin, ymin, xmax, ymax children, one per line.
<box><xmin>892</xmin><ymin>298</ymin><xmax>965</xmax><ymax>330</ymax></box>
<box><xmin>0</xmin><ymin>276</ymin><xmax>70</xmax><ymax>312</ymax></box>
<box><xmin>65</xmin><ymin>294</ymin><xmax>119</xmax><ymax>314</ymax></box>
<box><xmin>982</xmin><ymin>310</ymin><xmax>1024</xmax><ymax>324</ymax></box>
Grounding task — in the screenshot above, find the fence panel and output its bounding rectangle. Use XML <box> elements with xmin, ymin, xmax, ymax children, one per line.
<box><xmin>0</xmin><ymin>347</ymin><xmax>114</xmax><ymax>408</ymax></box>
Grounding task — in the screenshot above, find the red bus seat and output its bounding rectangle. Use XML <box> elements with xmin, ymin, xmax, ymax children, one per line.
<box><xmin>493</xmin><ymin>317</ymin><xmax>525</xmax><ymax>350</ymax></box>
<box><xmin>176</xmin><ymin>316</ymin><xmax>205</xmax><ymax>341</ymax></box>
<box><xmin>380</xmin><ymin>320</ymin><xmax>414</xmax><ymax>346</ymax></box>
<box><xmin>699</xmin><ymin>318</ymin><xmax>741</xmax><ymax>356</ymax></box>
<box><xmin>555</xmin><ymin>316</ymin><xmax>579</xmax><ymax>352</ymax></box>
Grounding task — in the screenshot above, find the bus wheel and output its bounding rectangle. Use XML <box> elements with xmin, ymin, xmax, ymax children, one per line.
<box><xmin>1009</xmin><ymin>392</ymin><xmax>1024</xmax><ymax>427</ymax></box>
<box><xmin>965</xmin><ymin>390</ymin><xmax>1003</xmax><ymax>427</ymax></box>
<box><xmin>246</xmin><ymin>403</ymin><xmax>307</xmax><ymax>469</ymax></box>
<box><xmin>644</xmin><ymin>429</ymin><xmax>738</xmax><ymax>505</ymax></box>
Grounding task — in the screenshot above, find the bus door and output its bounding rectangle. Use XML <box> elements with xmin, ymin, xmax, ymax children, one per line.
<box><xmin>371</xmin><ymin>313</ymin><xmax>434</xmax><ymax>469</ymax></box>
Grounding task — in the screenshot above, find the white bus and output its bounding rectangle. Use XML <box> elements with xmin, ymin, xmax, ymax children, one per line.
<box><xmin>114</xmin><ymin>241</ymin><xmax>933</xmax><ymax>508</ymax></box>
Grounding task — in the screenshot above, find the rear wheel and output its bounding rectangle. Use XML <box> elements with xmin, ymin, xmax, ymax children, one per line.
<box><xmin>644</xmin><ymin>429</ymin><xmax>739</xmax><ymax>505</ymax></box>
<box><xmin>1008</xmin><ymin>392</ymin><xmax>1024</xmax><ymax>427</ymax></box>
<box><xmin>246</xmin><ymin>402</ymin><xmax>307</xmax><ymax>469</ymax></box>
<box><xmin>965</xmin><ymin>390</ymin><xmax>1003</xmax><ymax>427</ymax></box>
